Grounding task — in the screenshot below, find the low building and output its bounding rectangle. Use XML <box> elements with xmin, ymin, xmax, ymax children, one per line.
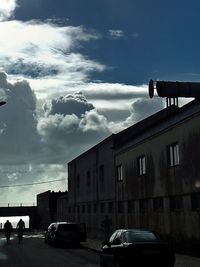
<box><xmin>37</xmin><ymin>190</ymin><xmax>67</xmax><ymax>229</ymax></box>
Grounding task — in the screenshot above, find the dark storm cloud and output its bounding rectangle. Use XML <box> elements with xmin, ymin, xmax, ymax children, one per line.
<box><xmin>0</xmin><ymin>72</ymin><xmax>42</xmax><ymax>164</ymax></box>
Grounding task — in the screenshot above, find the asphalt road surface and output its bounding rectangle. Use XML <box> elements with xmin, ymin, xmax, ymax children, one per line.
<box><xmin>0</xmin><ymin>232</ymin><xmax>99</xmax><ymax>267</ymax></box>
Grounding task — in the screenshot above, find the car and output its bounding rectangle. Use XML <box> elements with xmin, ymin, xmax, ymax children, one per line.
<box><xmin>100</xmin><ymin>228</ymin><xmax>175</xmax><ymax>267</ymax></box>
<box><xmin>44</xmin><ymin>221</ymin><xmax>86</xmax><ymax>247</ymax></box>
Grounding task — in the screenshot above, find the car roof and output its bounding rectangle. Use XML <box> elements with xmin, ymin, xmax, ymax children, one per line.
<box><xmin>115</xmin><ymin>229</ymin><xmax>156</xmax><ymax>233</ymax></box>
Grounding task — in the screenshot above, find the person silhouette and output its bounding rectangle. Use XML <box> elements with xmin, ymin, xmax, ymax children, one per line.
<box><xmin>16</xmin><ymin>219</ymin><xmax>25</xmax><ymax>243</ymax></box>
<box><xmin>4</xmin><ymin>220</ymin><xmax>13</xmax><ymax>244</ymax></box>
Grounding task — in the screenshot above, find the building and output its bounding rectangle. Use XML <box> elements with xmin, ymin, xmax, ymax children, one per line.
<box><xmin>37</xmin><ymin>190</ymin><xmax>67</xmax><ymax>229</ymax></box>
<box><xmin>67</xmin><ymin>90</ymin><xmax>200</xmax><ymax>245</ymax></box>
<box><xmin>67</xmin><ymin>136</ymin><xmax>116</xmax><ymax>238</ymax></box>
<box><xmin>114</xmin><ymin>99</ymin><xmax>200</xmax><ymax>244</ymax></box>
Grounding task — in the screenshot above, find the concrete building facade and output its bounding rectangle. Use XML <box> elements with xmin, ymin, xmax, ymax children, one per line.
<box><xmin>67</xmin><ymin>136</ymin><xmax>116</xmax><ymax>238</ymax></box>
<box><xmin>67</xmin><ymin>99</ymin><xmax>200</xmax><ymax>244</ymax></box>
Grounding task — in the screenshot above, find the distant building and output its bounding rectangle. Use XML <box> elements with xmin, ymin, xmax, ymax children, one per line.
<box><xmin>37</xmin><ymin>190</ymin><xmax>67</xmax><ymax>229</ymax></box>
<box><xmin>67</xmin><ymin>99</ymin><xmax>200</xmax><ymax>244</ymax></box>
<box><xmin>67</xmin><ymin>136</ymin><xmax>116</xmax><ymax>238</ymax></box>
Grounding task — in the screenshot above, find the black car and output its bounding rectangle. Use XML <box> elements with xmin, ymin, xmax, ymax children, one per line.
<box><xmin>100</xmin><ymin>229</ymin><xmax>175</xmax><ymax>267</ymax></box>
<box><xmin>44</xmin><ymin>222</ymin><xmax>86</xmax><ymax>247</ymax></box>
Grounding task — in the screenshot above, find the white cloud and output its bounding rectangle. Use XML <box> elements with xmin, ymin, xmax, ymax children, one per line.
<box><xmin>0</xmin><ymin>20</ymin><xmax>105</xmax><ymax>99</ymax></box>
<box><xmin>0</xmin><ymin>0</ymin><xmax>18</xmax><ymax>21</ymax></box>
<box><xmin>108</xmin><ymin>29</ymin><xmax>124</xmax><ymax>39</ymax></box>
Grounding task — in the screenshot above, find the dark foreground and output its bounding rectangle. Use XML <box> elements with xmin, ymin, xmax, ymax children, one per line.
<box><xmin>0</xmin><ymin>232</ymin><xmax>99</xmax><ymax>267</ymax></box>
<box><xmin>1</xmin><ymin>232</ymin><xmax>200</xmax><ymax>267</ymax></box>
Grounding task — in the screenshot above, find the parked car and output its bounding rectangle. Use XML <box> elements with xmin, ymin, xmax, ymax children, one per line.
<box><xmin>44</xmin><ymin>222</ymin><xmax>86</xmax><ymax>247</ymax></box>
<box><xmin>100</xmin><ymin>228</ymin><xmax>175</xmax><ymax>267</ymax></box>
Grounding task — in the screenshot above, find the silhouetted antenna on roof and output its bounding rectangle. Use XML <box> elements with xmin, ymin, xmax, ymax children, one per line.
<box><xmin>149</xmin><ymin>80</ymin><xmax>200</xmax><ymax>107</ymax></box>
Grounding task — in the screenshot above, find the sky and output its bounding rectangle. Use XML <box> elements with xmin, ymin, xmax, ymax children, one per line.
<box><xmin>0</xmin><ymin>0</ymin><xmax>198</xmax><ymax>204</ymax></box>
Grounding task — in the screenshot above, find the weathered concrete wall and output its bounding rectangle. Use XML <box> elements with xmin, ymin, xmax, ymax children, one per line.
<box><xmin>68</xmin><ymin>136</ymin><xmax>116</xmax><ymax>237</ymax></box>
<box><xmin>115</xmin><ymin>110</ymin><xmax>200</xmax><ymax>241</ymax></box>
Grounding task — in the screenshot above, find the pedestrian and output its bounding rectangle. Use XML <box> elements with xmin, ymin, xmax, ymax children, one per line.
<box><xmin>4</xmin><ymin>220</ymin><xmax>13</xmax><ymax>244</ymax></box>
<box><xmin>101</xmin><ymin>215</ymin><xmax>112</xmax><ymax>241</ymax></box>
<box><xmin>16</xmin><ymin>218</ymin><xmax>25</xmax><ymax>243</ymax></box>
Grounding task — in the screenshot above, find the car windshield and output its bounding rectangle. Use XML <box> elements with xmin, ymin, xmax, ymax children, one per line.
<box><xmin>58</xmin><ymin>224</ymin><xmax>78</xmax><ymax>232</ymax></box>
<box><xmin>125</xmin><ymin>230</ymin><xmax>160</xmax><ymax>243</ymax></box>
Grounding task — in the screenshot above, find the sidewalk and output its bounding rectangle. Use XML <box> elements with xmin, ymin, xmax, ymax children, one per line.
<box><xmin>82</xmin><ymin>238</ymin><xmax>200</xmax><ymax>267</ymax></box>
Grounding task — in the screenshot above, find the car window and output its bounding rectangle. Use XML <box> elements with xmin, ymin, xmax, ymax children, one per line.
<box><xmin>109</xmin><ymin>231</ymin><xmax>118</xmax><ymax>243</ymax></box>
<box><xmin>125</xmin><ymin>230</ymin><xmax>160</xmax><ymax>243</ymax></box>
<box><xmin>57</xmin><ymin>224</ymin><xmax>78</xmax><ymax>232</ymax></box>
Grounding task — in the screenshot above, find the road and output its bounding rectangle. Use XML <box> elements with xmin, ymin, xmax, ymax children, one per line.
<box><xmin>0</xmin><ymin>232</ymin><xmax>99</xmax><ymax>267</ymax></box>
<box><xmin>0</xmin><ymin>232</ymin><xmax>200</xmax><ymax>267</ymax></box>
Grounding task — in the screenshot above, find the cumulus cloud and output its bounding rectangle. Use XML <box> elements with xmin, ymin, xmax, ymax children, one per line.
<box><xmin>0</xmin><ymin>0</ymin><xmax>18</xmax><ymax>21</ymax></box>
<box><xmin>38</xmin><ymin>92</ymin><xmax>111</xmax><ymax>162</ymax></box>
<box><xmin>125</xmin><ymin>97</ymin><xmax>165</xmax><ymax>126</ymax></box>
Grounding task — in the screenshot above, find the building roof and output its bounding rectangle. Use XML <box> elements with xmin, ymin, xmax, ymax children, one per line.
<box><xmin>113</xmin><ymin>99</ymin><xmax>200</xmax><ymax>149</ymax></box>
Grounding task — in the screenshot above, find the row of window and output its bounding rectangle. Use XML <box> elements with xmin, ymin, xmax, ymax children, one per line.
<box><xmin>117</xmin><ymin>142</ymin><xmax>180</xmax><ymax>180</ymax></box>
<box><xmin>75</xmin><ymin>142</ymin><xmax>180</xmax><ymax>187</ymax></box>
<box><xmin>76</xmin><ymin>165</ymin><xmax>105</xmax><ymax>188</ymax></box>
<box><xmin>69</xmin><ymin>193</ymin><xmax>200</xmax><ymax>214</ymax></box>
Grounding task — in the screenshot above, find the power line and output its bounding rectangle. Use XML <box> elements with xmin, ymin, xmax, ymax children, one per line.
<box><xmin>0</xmin><ymin>178</ymin><xmax>67</xmax><ymax>188</ymax></box>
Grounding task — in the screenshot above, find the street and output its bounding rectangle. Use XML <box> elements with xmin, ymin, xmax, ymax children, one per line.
<box><xmin>0</xmin><ymin>232</ymin><xmax>200</xmax><ymax>267</ymax></box>
<box><xmin>0</xmin><ymin>232</ymin><xmax>99</xmax><ymax>267</ymax></box>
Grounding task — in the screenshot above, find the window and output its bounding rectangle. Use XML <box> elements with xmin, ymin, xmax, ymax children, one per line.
<box><xmin>128</xmin><ymin>200</ymin><xmax>135</xmax><ymax>213</ymax></box>
<box><xmin>100</xmin><ymin>203</ymin><xmax>105</xmax><ymax>213</ymax></box>
<box><xmin>99</xmin><ymin>165</ymin><xmax>104</xmax><ymax>189</ymax></box>
<box><xmin>93</xmin><ymin>203</ymin><xmax>97</xmax><ymax>213</ymax></box>
<box><xmin>191</xmin><ymin>193</ymin><xmax>200</xmax><ymax>211</ymax></box>
<box><xmin>118</xmin><ymin>201</ymin><xmax>124</xmax><ymax>213</ymax></box>
<box><xmin>108</xmin><ymin>202</ymin><xmax>113</xmax><ymax>213</ymax></box>
<box><xmin>167</xmin><ymin>143</ymin><xmax>180</xmax><ymax>167</ymax></box>
<box><xmin>82</xmin><ymin>204</ymin><xmax>85</xmax><ymax>213</ymax></box>
<box><xmin>116</xmin><ymin>164</ymin><xmax>123</xmax><ymax>181</ymax></box>
<box><xmin>137</xmin><ymin>155</ymin><xmax>146</xmax><ymax>175</ymax></box>
<box><xmin>139</xmin><ymin>199</ymin><xmax>149</xmax><ymax>213</ymax></box>
<box><xmin>76</xmin><ymin>175</ymin><xmax>80</xmax><ymax>188</ymax></box>
<box><xmin>87</xmin><ymin>204</ymin><xmax>91</xmax><ymax>213</ymax></box>
<box><xmin>86</xmin><ymin>171</ymin><xmax>91</xmax><ymax>186</ymax></box>
<box><xmin>170</xmin><ymin>195</ymin><xmax>183</xmax><ymax>211</ymax></box>
<box><xmin>153</xmin><ymin>197</ymin><xmax>163</xmax><ymax>212</ymax></box>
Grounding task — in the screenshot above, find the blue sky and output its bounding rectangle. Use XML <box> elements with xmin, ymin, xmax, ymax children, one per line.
<box><xmin>15</xmin><ymin>0</ymin><xmax>200</xmax><ymax>84</ymax></box>
<box><xmin>0</xmin><ymin>0</ymin><xmax>198</xmax><ymax>203</ymax></box>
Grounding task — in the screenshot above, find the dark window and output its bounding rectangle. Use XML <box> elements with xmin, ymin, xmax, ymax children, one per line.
<box><xmin>128</xmin><ymin>200</ymin><xmax>135</xmax><ymax>213</ymax></box>
<box><xmin>87</xmin><ymin>204</ymin><xmax>91</xmax><ymax>213</ymax></box>
<box><xmin>167</xmin><ymin>143</ymin><xmax>180</xmax><ymax>167</ymax></box>
<box><xmin>77</xmin><ymin>205</ymin><xmax>80</xmax><ymax>213</ymax></box>
<box><xmin>86</xmin><ymin>171</ymin><xmax>91</xmax><ymax>186</ymax></box>
<box><xmin>118</xmin><ymin>201</ymin><xmax>124</xmax><ymax>213</ymax></box>
<box><xmin>68</xmin><ymin>206</ymin><xmax>71</xmax><ymax>213</ymax></box>
<box><xmin>108</xmin><ymin>202</ymin><xmax>113</xmax><ymax>213</ymax></box>
<box><xmin>170</xmin><ymin>195</ymin><xmax>183</xmax><ymax>211</ymax></box>
<box><xmin>153</xmin><ymin>197</ymin><xmax>163</xmax><ymax>212</ymax></box>
<box><xmin>191</xmin><ymin>193</ymin><xmax>200</xmax><ymax>211</ymax></box>
<box><xmin>93</xmin><ymin>203</ymin><xmax>97</xmax><ymax>213</ymax></box>
<box><xmin>99</xmin><ymin>165</ymin><xmax>104</xmax><ymax>190</ymax></box>
<box><xmin>82</xmin><ymin>204</ymin><xmax>85</xmax><ymax>213</ymax></box>
<box><xmin>137</xmin><ymin>155</ymin><xmax>146</xmax><ymax>175</ymax></box>
<box><xmin>116</xmin><ymin>165</ymin><xmax>123</xmax><ymax>181</ymax></box>
<box><xmin>100</xmin><ymin>203</ymin><xmax>105</xmax><ymax>213</ymax></box>
<box><xmin>139</xmin><ymin>199</ymin><xmax>149</xmax><ymax>213</ymax></box>
<box><xmin>76</xmin><ymin>175</ymin><xmax>80</xmax><ymax>188</ymax></box>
